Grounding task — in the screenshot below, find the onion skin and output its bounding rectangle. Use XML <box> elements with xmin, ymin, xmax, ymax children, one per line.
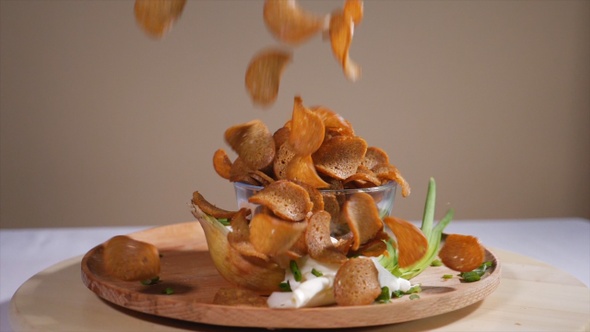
<box><xmin>191</xmin><ymin>205</ymin><xmax>285</xmax><ymax>294</ymax></box>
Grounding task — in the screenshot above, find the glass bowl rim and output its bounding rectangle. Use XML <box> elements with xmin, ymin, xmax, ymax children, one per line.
<box><xmin>233</xmin><ymin>180</ymin><xmax>397</xmax><ymax>194</ymax></box>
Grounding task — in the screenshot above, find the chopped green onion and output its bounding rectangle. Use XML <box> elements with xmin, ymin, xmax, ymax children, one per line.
<box><xmin>390</xmin><ymin>285</ymin><xmax>422</xmax><ymax>299</ymax></box>
<box><xmin>409</xmin><ymin>294</ymin><xmax>420</xmax><ymax>300</ymax></box>
<box><xmin>460</xmin><ymin>271</ymin><xmax>481</xmax><ymax>282</ymax></box>
<box><xmin>140</xmin><ymin>276</ymin><xmax>160</xmax><ymax>285</ymax></box>
<box><xmin>290</xmin><ymin>260</ymin><xmax>302</xmax><ymax>282</ymax></box>
<box><xmin>279</xmin><ymin>281</ymin><xmax>292</xmax><ymax>292</ymax></box>
<box><xmin>430</xmin><ymin>259</ymin><xmax>443</xmax><ymax>267</ymax></box>
<box><xmin>217</xmin><ymin>218</ymin><xmax>230</xmax><ymax>226</ymax></box>
<box><xmin>406</xmin><ymin>285</ymin><xmax>422</xmax><ymax>294</ymax></box>
<box><xmin>162</xmin><ymin>287</ymin><xmax>174</xmax><ymax>295</ymax></box>
<box><xmin>311</xmin><ymin>268</ymin><xmax>323</xmax><ymax>277</ymax></box>
<box><xmin>459</xmin><ymin>261</ymin><xmax>493</xmax><ymax>282</ymax></box>
<box><xmin>376</xmin><ymin>286</ymin><xmax>391</xmax><ymax>303</ymax></box>
<box><xmin>391</xmin><ymin>290</ymin><xmax>404</xmax><ymax>298</ymax></box>
<box><xmin>442</xmin><ymin>274</ymin><xmax>453</xmax><ymax>279</ymax></box>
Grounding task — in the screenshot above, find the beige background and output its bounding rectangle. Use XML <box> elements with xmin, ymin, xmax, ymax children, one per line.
<box><xmin>1</xmin><ymin>0</ymin><xmax>589</xmax><ymax>229</ymax></box>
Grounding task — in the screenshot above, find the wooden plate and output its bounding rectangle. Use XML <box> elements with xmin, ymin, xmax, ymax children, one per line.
<box><xmin>81</xmin><ymin>222</ymin><xmax>501</xmax><ymax>329</ymax></box>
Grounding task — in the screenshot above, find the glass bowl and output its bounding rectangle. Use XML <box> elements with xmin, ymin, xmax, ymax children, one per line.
<box><xmin>234</xmin><ymin>181</ymin><xmax>397</xmax><ymax>223</ymax></box>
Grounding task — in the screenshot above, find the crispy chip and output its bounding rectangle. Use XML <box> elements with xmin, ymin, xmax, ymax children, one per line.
<box><xmin>248</xmin><ymin>180</ymin><xmax>313</xmax><ymax>222</ymax></box>
<box><xmin>341</xmin><ymin>192</ymin><xmax>383</xmax><ymax>251</ymax></box>
<box><xmin>212</xmin><ymin>149</ymin><xmax>232</xmax><ymax>180</ymax></box>
<box><xmin>439</xmin><ymin>234</ymin><xmax>485</xmax><ymax>272</ymax></box>
<box><xmin>289</xmin><ymin>96</ymin><xmax>325</xmax><ymax>156</ymax></box>
<box><xmin>249</xmin><ymin>213</ymin><xmax>307</xmax><ymax>256</ymax></box>
<box><xmin>313</xmin><ymin>135</ymin><xmax>367</xmax><ymax>180</ymax></box>
<box><xmin>103</xmin><ymin>235</ymin><xmax>160</xmax><ymax>281</ymax></box>
<box><xmin>333</xmin><ymin>232</ymin><xmax>354</xmax><ymax>254</ymax></box>
<box><xmin>227</xmin><ymin>208</ymin><xmax>253</xmax><ymax>243</ymax></box>
<box><xmin>353</xmin><ymin>239</ymin><xmax>386</xmax><ymax>257</ymax></box>
<box><xmin>226</xmin><ymin>209</ymin><xmax>272</xmax><ymax>263</ymax></box>
<box><xmin>362</xmin><ymin>146</ymin><xmax>390</xmax><ymax>170</ymax></box>
<box><xmin>311</xmin><ymin>105</ymin><xmax>355</xmax><ymax>137</ymax></box>
<box><xmin>273</xmin><ymin>142</ymin><xmax>297</xmax><ymax>180</ymax></box>
<box><xmin>294</xmin><ymin>180</ymin><xmax>325</xmax><ymax>212</ymax></box>
<box><xmin>263</xmin><ymin>0</ymin><xmax>325</xmax><ymax>45</ymax></box>
<box><xmin>192</xmin><ymin>191</ymin><xmax>241</xmax><ymax>219</ymax></box>
<box><xmin>373</xmin><ymin>163</ymin><xmax>411</xmax><ymax>197</ymax></box>
<box><xmin>325</xmin><ymin>178</ymin><xmax>345</xmax><ymax>191</ymax></box>
<box><xmin>134</xmin><ymin>0</ymin><xmax>186</xmax><ymax>38</ymax></box>
<box><xmin>321</xmin><ymin>193</ymin><xmax>349</xmax><ymax>236</ymax></box>
<box><xmin>273</xmin><ymin>126</ymin><xmax>291</xmax><ymax>150</ymax></box>
<box><xmin>229</xmin><ymin>157</ymin><xmax>258</xmax><ymax>184</ymax></box>
<box><xmin>229</xmin><ymin>241</ymin><xmax>271</xmax><ymax>262</ymax></box>
<box><xmin>395</xmin><ymin>172</ymin><xmax>411</xmax><ymax>197</ymax></box>
<box><xmin>219</xmin><ymin>243</ymin><xmax>285</xmax><ymax>293</ymax></box>
<box><xmin>224</xmin><ymin>120</ymin><xmax>276</xmax><ymax>171</ymax></box>
<box><xmin>250</xmin><ymin>170</ymin><xmax>275</xmax><ymax>186</ymax></box>
<box><xmin>382</xmin><ymin>216</ymin><xmax>427</xmax><ymax>268</ymax></box>
<box><xmin>305</xmin><ymin>211</ymin><xmax>348</xmax><ymax>264</ymax></box>
<box><xmin>334</xmin><ymin>257</ymin><xmax>381</xmax><ymax>306</ymax></box>
<box><xmin>286</xmin><ymin>154</ymin><xmax>330</xmax><ymax>188</ymax></box>
<box><xmin>245</xmin><ymin>48</ymin><xmax>292</xmax><ymax>107</ymax></box>
<box><xmin>213</xmin><ymin>287</ymin><xmax>268</xmax><ymax>307</ymax></box>
<box><xmin>286</xmin><ymin>230</ymin><xmax>309</xmax><ymax>258</ymax></box>
<box><xmin>343</xmin><ymin>164</ymin><xmax>381</xmax><ymax>187</ymax></box>
<box><xmin>343</xmin><ymin>0</ymin><xmax>363</xmax><ymax>25</ymax></box>
<box><xmin>329</xmin><ymin>9</ymin><xmax>361</xmax><ymax>81</ymax></box>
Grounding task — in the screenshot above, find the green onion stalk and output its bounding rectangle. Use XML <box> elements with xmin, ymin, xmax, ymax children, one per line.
<box><xmin>378</xmin><ymin>177</ymin><xmax>453</xmax><ymax>279</ymax></box>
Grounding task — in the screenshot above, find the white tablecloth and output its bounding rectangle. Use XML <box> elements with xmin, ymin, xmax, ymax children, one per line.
<box><xmin>1</xmin><ymin>218</ymin><xmax>589</xmax><ymax>332</ymax></box>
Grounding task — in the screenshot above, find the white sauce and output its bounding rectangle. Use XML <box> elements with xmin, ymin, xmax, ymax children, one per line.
<box><xmin>267</xmin><ymin>256</ymin><xmax>413</xmax><ymax>309</ymax></box>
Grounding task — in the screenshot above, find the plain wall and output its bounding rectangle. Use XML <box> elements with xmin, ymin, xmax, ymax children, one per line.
<box><xmin>1</xmin><ymin>0</ymin><xmax>589</xmax><ymax>229</ymax></box>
